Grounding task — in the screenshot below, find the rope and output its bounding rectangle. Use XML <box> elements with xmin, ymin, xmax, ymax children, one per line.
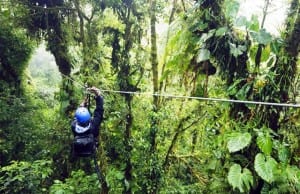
<box><xmin>93</xmin><ymin>152</ymin><xmax>104</xmax><ymax>184</ymax></box>
<box><xmin>60</xmin><ymin>74</ymin><xmax>300</xmax><ymax>108</ymax></box>
<box><xmin>86</xmin><ymin>93</ymin><xmax>91</xmax><ymax>113</ymax></box>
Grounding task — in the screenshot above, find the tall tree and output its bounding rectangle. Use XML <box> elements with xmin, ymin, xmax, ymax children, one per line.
<box><xmin>105</xmin><ymin>1</ymin><xmax>145</xmax><ymax>193</ymax></box>
<box><xmin>148</xmin><ymin>0</ymin><xmax>161</xmax><ymax>193</ymax></box>
<box><xmin>0</xmin><ymin>0</ymin><xmax>33</xmax><ymax>95</ymax></box>
<box><xmin>21</xmin><ymin>0</ymin><xmax>76</xmax><ymax>114</ymax></box>
<box><xmin>0</xmin><ymin>2</ymin><xmax>34</xmax><ymax>164</ymax></box>
<box><xmin>73</xmin><ymin>0</ymin><xmax>104</xmax><ymax>79</ymax></box>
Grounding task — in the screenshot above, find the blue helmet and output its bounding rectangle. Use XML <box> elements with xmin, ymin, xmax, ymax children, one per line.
<box><xmin>75</xmin><ymin>107</ymin><xmax>91</xmax><ymax>125</ymax></box>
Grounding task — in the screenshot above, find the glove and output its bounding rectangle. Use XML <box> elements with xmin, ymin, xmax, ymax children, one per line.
<box><xmin>87</xmin><ymin>86</ymin><xmax>101</xmax><ymax>96</ymax></box>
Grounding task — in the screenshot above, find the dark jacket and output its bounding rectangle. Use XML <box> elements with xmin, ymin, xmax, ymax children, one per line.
<box><xmin>71</xmin><ymin>95</ymin><xmax>104</xmax><ymax>138</ymax></box>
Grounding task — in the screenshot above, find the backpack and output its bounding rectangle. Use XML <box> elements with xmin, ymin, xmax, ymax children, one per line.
<box><xmin>72</xmin><ymin>123</ymin><xmax>96</xmax><ymax>157</ymax></box>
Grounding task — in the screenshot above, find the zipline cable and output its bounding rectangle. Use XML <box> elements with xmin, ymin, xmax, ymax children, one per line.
<box><xmin>101</xmin><ymin>90</ymin><xmax>300</xmax><ymax>108</ymax></box>
<box><xmin>60</xmin><ymin>74</ymin><xmax>300</xmax><ymax>108</ymax></box>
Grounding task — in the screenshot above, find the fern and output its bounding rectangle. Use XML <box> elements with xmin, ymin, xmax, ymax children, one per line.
<box><xmin>227</xmin><ymin>132</ymin><xmax>251</xmax><ymax>153</ymax></box>
<box><xmin>228</xmin><ymin>163</ymin><xmax>253</xmax><ymax>192</ymax></box>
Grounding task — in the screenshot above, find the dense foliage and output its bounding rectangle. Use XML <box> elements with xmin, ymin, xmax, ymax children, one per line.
<box><xmin>0</xmin><ymin>0</ymin><xmax>299</xmax><ymax>193</ymax></box>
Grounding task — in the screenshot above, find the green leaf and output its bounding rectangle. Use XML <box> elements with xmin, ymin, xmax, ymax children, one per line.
<box><xmin>115</xmin><ymin>170</ymin><xmax>124</xmax><ymax>180</ymax></box>
<box><xmin>199</xmin><ymin>31</ymin><xmax>215</xmax><ymax>43</ymax></box>
<box><xmin>224</xmin><ymin>0</ymin><xmax>240</xmax><ymax>20</ymax></box>
<box><xmin>249</xmin><ymin>15</ymin><xmax>260</xmax><ymax>31</ymax></box>
<box><xmin>254</xmin><ymin>153</ymin><xmax>278</xmax><ymax>183</ymax></box>
<box><xmin>278</xmin><ymin>145</ymin><xmax>290</xmax><ymax>163</ymax></box>
<box><xmin>215</xmin><ymin>27</ymin><xmax>228</xmax><ymax>36</ymax></box>
<box><xmin>228</xmin><ymin>163</ymin><xmax>253</xmax><ymax>192</ymax></box>
<box><xmin>54</xmin><ymin>189</ymin><xmax>66</xmax><ymax>194</ymax></box>
<box><xmin>260</xmin><ymin>45</ymin><xmax>271</xmax><ymax>62</ymax></box>
<box><xmin>230</xmin><ymin>43</ymin><xmax>246</xmax><ymax>57</ymax></box>
<box><xmin>227</xmin><ymin>79</ymin><xmax>245</xmax><ymax>95</ymax></box>
<box><xmin>286</xmin><ymin>165</ymin><xmax>300</xmax><ymax>184</ymax></box>
<box><xmin>235</xmin><ymin>16</ymin><xmax>248</xmax><ymax>27</ymax></box>
<box><xmin>191</xmin><ymin>21</ymin><xmax>208</xmax><ymax>32</ymax></box>
<box><xmin>61</xmin><ymin>100</ymin><xmax>69</xmax><ymax>110</ymax></box>
<box><xmin>250</xmin><ymin>29</ymin><xmax>272</xmax><ymax>45</ymax></box>
<box><xmin>236</xmin><ymin>83</ymin><xmax>251</xmax><ymax>100</ymax></box>
<box><xmin>197</xmin><ymin>49</ymin><xmax>210</xmax><ymax>62</ymax></box>
<box><xmin>227</xmin><ymin>132</ymin><xmax>252</xmax><ymax>153</ymax></box>
<box><xmin>257</xmin><ymin>132</ymin><xmax>272</xmax><ymax>155</ymax></box>
<box><xmin>207</xmin><ymin>159</ymin><xmax>218</xmax><ymax>170</ymax></box>
<box><xmin>270</xmin><ymin>38</ymin><xmax>283</xmax><ymax>55</ymax></box>
<box><xmin>2</xmin><ymin>9</ymin><xmax>10</xmax><ymax>18</ymax></box>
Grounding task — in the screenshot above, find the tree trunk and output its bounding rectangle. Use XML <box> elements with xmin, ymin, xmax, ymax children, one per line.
<box><xmin>150</xmin><ymin>0</ymin><xmax>159</xmax><ymax>108</ymax></box>
<box><xmin>74</xmin><ymin>0</ymin><xmax>87</xmax><ymax>67</ymax></box>
<box><xmin>47</xmin><ymin>18</ymin><xmax>75</xmax><ymax>114</ymax></box>
<box><xmin>149</xmin><ymin>0</ymin><xmax>160</xmax><ymax>193</ymax></box>
<box><xmin>261</xmin><ymin>0</ymin><xmax>299</xmax><ymax>131</ymax></box>
<box><xmin>111</xmin><ymin>30</ymin><xmax>134</xmax><ymax>194</ymax></box>
<box><xmin>111</xmin><ymin>4</ymin><xmax>138</xmax><ymax>192</ymax></box>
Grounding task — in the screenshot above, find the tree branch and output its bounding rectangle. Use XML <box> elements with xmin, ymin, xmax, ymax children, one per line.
<box><xmin>163</xmin><ymin>111</ymin><xmax>204</xmax><ymax>170</ymax></box>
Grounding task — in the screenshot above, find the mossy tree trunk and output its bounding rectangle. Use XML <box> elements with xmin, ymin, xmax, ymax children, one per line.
<box><xmin>260</xmin><ymin>0</ymin><xmax>300</xmax><ymax>130</ymax></box>
<box><xmin>109</xmin><ymin>1</ymin><xmax>144</xmax><ymax>193</ymax></box>
<box><xmin>148</xmin><ymin>0</ymin><xmax>160</xmax><ymax>193</ymax></box>
<box><xmin>21</xmin><ymin>0</ymin><xmax>75</xmax><ymax>114</ymax></box>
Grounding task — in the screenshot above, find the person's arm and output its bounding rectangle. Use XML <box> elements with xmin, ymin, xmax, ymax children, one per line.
<box><xmin>87</xmin><ymin>87</ymin><xmax>104</xmax><ymax>137</ymax></box>
<box><xmin>93</xmin><ymin>95</ymin><xmax>104</xmax><ymax>128</ymax></box>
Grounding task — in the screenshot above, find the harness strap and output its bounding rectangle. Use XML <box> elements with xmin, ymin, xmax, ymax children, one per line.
<box><xmin>93</xmin><ymin>152</ymin><xmax>104</xmax><ymax>184</ymax></box>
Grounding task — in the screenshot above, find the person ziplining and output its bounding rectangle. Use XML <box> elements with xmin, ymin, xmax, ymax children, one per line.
<box><xmin>71</xmin><ymin>86</ymin><xmax>104</xmax><ymax>157</ymax></box>
<box><xmin>70</xmin><ymin>86</ymin><xmax>106</xmax><ymax>185</ymax></box>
